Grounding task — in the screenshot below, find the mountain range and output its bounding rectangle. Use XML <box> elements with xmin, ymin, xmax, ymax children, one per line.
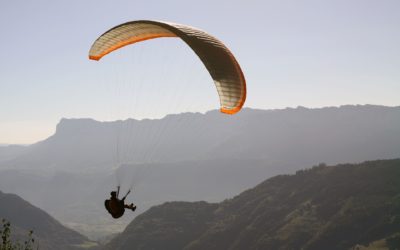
<box><xmin>0</xmin><ymin>105</ymin><xmax>399</xmax><ymax>239</ymax></box>
<box><xmin>2</xmin><ymin>105</ymin><xmax>400</xmax><ymax>172</ymax></box>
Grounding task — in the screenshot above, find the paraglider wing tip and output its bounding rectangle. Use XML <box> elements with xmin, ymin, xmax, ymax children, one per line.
<box><xmin>220</xmin><ymin>107</ymin><xmax>241</xmax><ymax>115</ymax></box>
<box><xmin>89</xmin><ymin>55</ymin><xmax>101</xmax><ymax>61</ymax></box>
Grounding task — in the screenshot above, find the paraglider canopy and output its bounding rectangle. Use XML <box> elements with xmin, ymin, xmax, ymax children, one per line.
<box><xmin>89</xmin><ymin>20</ymin><xmax>246</xmax><ymax>115</ymax></box>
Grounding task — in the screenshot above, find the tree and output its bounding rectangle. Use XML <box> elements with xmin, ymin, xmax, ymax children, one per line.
<box><xmin>0</xmin><ymin>219</ymin><xmax>37</xmax><ymax>250</ymax></box>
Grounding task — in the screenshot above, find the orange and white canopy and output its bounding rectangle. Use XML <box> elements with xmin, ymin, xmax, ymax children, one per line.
<box><xmin>89</xmin><ymin>20</ymin><xmax>246</xmax><ymax>114</ymax></box>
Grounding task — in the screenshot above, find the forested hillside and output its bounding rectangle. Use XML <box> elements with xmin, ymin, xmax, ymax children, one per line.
<box><xmin>105</xmin><ymin>159</ymin><xmax>400</xmax><ymax>250</ymax></box>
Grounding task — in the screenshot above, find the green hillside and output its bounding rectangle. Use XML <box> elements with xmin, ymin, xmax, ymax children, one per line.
<box><xmin>105</xmin><ymin>159</ymin><xmax>400</xmax><ymax>250</ymax></box>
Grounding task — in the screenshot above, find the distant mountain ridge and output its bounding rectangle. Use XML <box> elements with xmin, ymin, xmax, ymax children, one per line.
<box><xmin>105</xmin><ymin>159</ymin><xmax>400</xmax><ymax>250</ymax></box>
<box><xmin>1</xmin><ymin>105</ymin><xmax>399</xmax><ymax>173</ymax></box>
<box><xmin>0</xmin><ymin>190</ymin><xmax>97</xmax><ymax>250</ymax></box>
<box><xmin>0</xmin><ymin>145</ymin><xmax>27</xmax><ymax>162</ymax></box>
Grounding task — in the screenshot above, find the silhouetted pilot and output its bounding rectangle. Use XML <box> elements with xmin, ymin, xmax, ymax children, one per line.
<box><xmin>105</xmin><ymin>187</ymin><xmax>136</xmax><ymax>219</ymax></box>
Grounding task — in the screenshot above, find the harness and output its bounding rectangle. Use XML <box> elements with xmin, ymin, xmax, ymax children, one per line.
<box><xmin>105</xmin><ymin>198</ymin><xmax>125</xmax><ymax>218</ymax></box>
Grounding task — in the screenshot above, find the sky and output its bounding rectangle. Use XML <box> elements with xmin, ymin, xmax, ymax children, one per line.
<box><xmin>0</xmin><ymin>0</ymin><xmax>399</xmax><ymax>144</ymax></box>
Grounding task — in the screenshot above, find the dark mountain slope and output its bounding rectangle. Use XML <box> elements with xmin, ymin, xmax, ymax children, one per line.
<box><xmin>105</xmin><ymin>159</ymin><xmax>400</xmax><ymax>250</ymax></box>
<box><xmin>106</xmin><ymin>201</ymin><xmax>218</xmax><ymax>250</ymax></box>
<box><xmin>0</xmin><ymin>190</ymin><xmax>97</xmax><ymax>250</ymax></box>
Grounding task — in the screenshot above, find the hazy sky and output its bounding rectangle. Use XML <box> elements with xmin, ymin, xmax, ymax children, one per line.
<box><xmin>1</xmin><ymin>0</ymin><xmax>399</xmax><ymax>144</ymax></box>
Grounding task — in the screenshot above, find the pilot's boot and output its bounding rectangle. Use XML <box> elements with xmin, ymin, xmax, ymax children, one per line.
<box><xmin>130</xmin><ymin>203</ymin><xmax>137</xmax><ymax>211</ymax></box>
